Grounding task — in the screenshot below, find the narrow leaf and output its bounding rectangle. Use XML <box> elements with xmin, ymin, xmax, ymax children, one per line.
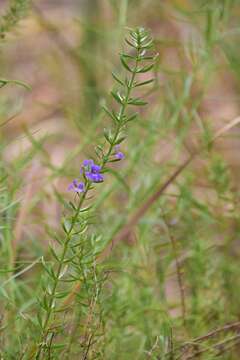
<box><xmin>115</xmin><ymin>136</ymin><xmax>126</xmax><ymax>145</ymax></box>
<box><xmin>130</xmin><ymin>31</ymin><xmax>138</xmax><ymax>40</ymax></box>
<box><xmin>128</xmin><ymin>98</ymin><xmax>148</xmax><ymax>106</ymax></box>
<box><xmin>55</xmin><ymin>291</ymin><xmax>70</xmax><ymax>299</ymax></box>
<box><xmin>121</xmin><ymin>53</ymin><xmax>135</xmax><ymax>60</ymax></box>
<box><xmin>0</xmin><ymin>78</ymin><xmax>31</xmax><ymax>90</ymax></box>
<box><xmin>141</xmin><ymin>39</ymin><xmax>153</xmax><ymax>49</ymax></box>
<box><xmin>125</xmin><ymin>38</ymin><xmax>137</xmax><ymax>48</ymax></box>
<box><xmin>112</xmin><ymin>72</ymin><xmax>124</xmax><ymax>86</ymax></box>
<box><xmin>134</xmin><ymin>78</ymin><xmax>154</xmax><ymax>87</ymax></box>
<box><xmin>139</xmin><ymin>55</ymin><xmax>155</xmax><ymax>61</ymax></box>
<box><xmin>136</xmin><ymin>64</ymin><xmax>154</xmax><ymax>73</ymax></box>
<box><xmin>102</xmin><ymin>106</ymin><xmax>119</xmax><ymax>122</ymax></box>
<box><xmin>120</xmin><ymin>55</ymin><xmax>133</xmax><ymax>72</ymax></box>
<box><xmin>69</xmin><ymin>201</ymin><xmax>77</xmax><ymax>211</ymax></box>
<box><xmin>62</xmin><ymin>219</ymin><xmax>71</xmax><ymax>234</ymax></box>
<box><xmin>104</xmin><ymin>128</ymin><xmax>113</xmax><ymax>144</ymax></box>
<box><xmin>126</xmin><ymin>113</ymin><xmax>138</xmax><ymax>122</ymax></box>
<box><xmin>49</xmin><ymin>246</ymin><xmax>60</xmax><ymax>262</ymax></box>
<box><xmin>140</xmin><ymin>35</ymin><xmax>149</xmax><ymax>43</ymax></box>
<box><xmin>111</xmin><ymin>91</ymin><xmax>124</xmax><ymax>104</ymax></box>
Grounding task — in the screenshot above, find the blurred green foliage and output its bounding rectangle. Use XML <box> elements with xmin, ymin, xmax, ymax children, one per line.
<box><xmin>1</xmin><ymin>0</ymin><xmax>240</xmax><ymax>359</ymax></box>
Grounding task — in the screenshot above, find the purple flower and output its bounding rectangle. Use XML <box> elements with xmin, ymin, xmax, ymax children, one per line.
<box><xmin>68</xmin><ymin>179</ymin><xmax>85</xmax><ymax>193</ymax></box>
<box><xmin>83</xmin><ymin>159</ymin><xmax>94</xmax><ymax>167</ymax></box>
<box><xmin>91</xmin><ymin>164</ymin><xmax>101</xmax><ymax>173</ymax></box>
<box><xmin>114</xmin><ymin>145</ymin><xmax>125</xmax><ymax>160</ymax></box>
<box><xmin>82</xmin><ymin>159</ymin><xmax>104</xmax><ymax>183</ymax></box>
<box><xmin>115</xmin><ymin>151</ymin><xmax>124</xmax><ymax>160</ymax></box>
<box><xmin>86</xmin><ymin>172</ymin><xmax>104</xmax><ymax>183</ymax></box>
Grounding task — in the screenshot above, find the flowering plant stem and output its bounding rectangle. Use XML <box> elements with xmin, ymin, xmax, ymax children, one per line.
<box><xmin>102</xmin><ymin>53</ymin><xmax>140</xmax><ymax>166</ymax></box>
<box><xmin>34</xmin><ymin>27</ymin><xmax>156</xmax><ymax>359</ymax></box>
<box><xmin>35</xmin><ymin>185</ymin><xmax>90</xmax><ymax>359</ymax></box>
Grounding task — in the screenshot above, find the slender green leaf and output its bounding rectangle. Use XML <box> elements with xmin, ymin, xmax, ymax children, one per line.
<box><xmin>134</xmin><ymin>78</ymin><xmax>154</xmax><ymax>87</ymax></box>
<box><xmin>120</xmin><ymin>55</ymin><xmax>133</xmax><ymax>72</ymax></box>
<box><xmin>128</xmin><ymin>98</ymin><xmax>148</xmax><ymax>106</ymax></box>
<box><xmin>126</xmin><ymin>113</ymin><xmax>138</xmax><ymax>122</ymax></box>
<box><xmin>0</xmin><ymin>78</ymin><xmax>31</xmax><ymax>90</ymax></box>
<box><xmin>136</xmin><ymin>63</ymin><xmax>154</xmax><ymax>73</ymax></box>
<box><xmin>125</xmin><ymin>37</ymin><xmax>137</xmax><ymax>48</ymax></box>
<box><xmin>112</xmin><ymin>72</ymin><xmax>125</xmax><ymax>86</ymax></box>
<box><xmin>111</xmin><ymin>91</ymin><xmax>124</xmax><ymax>104</ymax></box>
<box><xmin>102</xmin><ymin>105</ymin><xmax>119</xmax><ymax>122</ymax></box>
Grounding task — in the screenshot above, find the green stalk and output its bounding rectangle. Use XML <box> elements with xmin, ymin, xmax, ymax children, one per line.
<box><xmin>35</xmin><ymin>54</ymin><xmax>140</xmax><ymax>358</ymax></box>
<box><xmin>102</xmin><ymin>51</ymin><xmax>140</xmax><ymax>166</ymax></box>
<box><xmin>35</xmin><ymin>184</ymin><xmax>90</xmax><ymax>359</ymax></box>
<box><xmin>34</xmin><ymin>27</ymin><xmax>155</xmax><ymax>358</ymax></box>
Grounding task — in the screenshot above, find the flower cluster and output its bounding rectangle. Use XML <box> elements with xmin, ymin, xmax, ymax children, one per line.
<box><xmin>68</xmin><ymin>179</ymin><xmax>85</xmax><ymax>193</ymax></box>
<box><xmin>82</xmin><ymin>159</ymin><xmax>104</xmax><ymax>183</ymax></box>
<box><xmin>68</xmin><ymin>149</ymin><xmax>124</xmax><ymax>193</ymax></box>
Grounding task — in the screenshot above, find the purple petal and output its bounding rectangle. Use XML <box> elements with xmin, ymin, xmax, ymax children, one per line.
<box><xmin>86</xmin><ymin>172</ymin><xmax>104</xmax><ymax>183</ymax></box>
<box><xmin>68</xmin><ymin>183</ymin><xmax>75</xmax><ymax>191</ymax></box>
<box><xmin>93</xmin><ymin>173</ymin><xmax>104</xmax><ymax>183</ymax></box>
<box><xmin>76</xmin><ymin>182</ymin><xmax>85</xmax><ymax>192</ymax></box>
<box><xmin>115</xmin><ymin>151</ymin><xmax>125</xmax><ymax>160</ymax></box>
<box><xmin>83</xmin><ymin>159</ymin><xmax>94</xmax><ymax>167</ymax></box>
<box><xmin>85</xmin><ymin>171</ymin><xmax>92</xmax><ymax>180</ymax></box>
<box><xmin>68</xmin><ymin>180</ymin><xmax>85</xmax><ymax>192</ymax></box>
<box><xmin>91</xmin><ymin>164</ymin><xmax>101</xmax><ymax>173</ymax></box>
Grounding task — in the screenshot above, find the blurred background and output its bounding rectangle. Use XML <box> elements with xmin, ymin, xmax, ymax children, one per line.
<box><xmin>1</xmin><ymin>0</ymin><xmax>240</xmax><ymax>358</ymax></box>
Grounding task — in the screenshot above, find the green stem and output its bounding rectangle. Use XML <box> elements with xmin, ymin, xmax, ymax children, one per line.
<box><xmin>35</xmin><ymin>184</ymin><xmax>90</xmax><ymax>359</ymax></box>
<box><xmin>35</xmin><ymin>39</ymin><xmax>142</xmax><ymax>359</ymax></box>
<box><xmin>102</xmin><ymin>49</ymin><xmax>140</xmax><ymax>167</ymax></box>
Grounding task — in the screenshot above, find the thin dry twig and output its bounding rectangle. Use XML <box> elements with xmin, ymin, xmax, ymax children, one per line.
<box><xmin>194</xmin><ymin>322</ymin><xmax>240</xmax><ymax>343</ymax></box>
<box><xmin>0</xmin><ymin>112</ymin><xmax>20</xmax><ymax>128</ymax></box>
<box><xmin>146</xmin><ymin>336</ymin><xmax>160</xmax><ymax>359</ymax></box>
<box><xmin>12</xmin><ymin>162</ymin><xmax>40</xmax><ymax>265</ymax></box>
<box><xmin>212</xmin><ymin>116</ymin><xmax>240</xmax><ymax>141</ymax></box>
<box><xmin>181</xmin><ymin>333</ymin><xmax>240</xmax><ymax>360</ymax></box>
<box><xmin>162</xmin><ymin>216</ymin><xmax>186</xmax><ymax>327</ymax></box>
<box><xmin>170</xmin><ymin>322</ymin><xmax>240</xmax><ymax>360</ymax></box>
